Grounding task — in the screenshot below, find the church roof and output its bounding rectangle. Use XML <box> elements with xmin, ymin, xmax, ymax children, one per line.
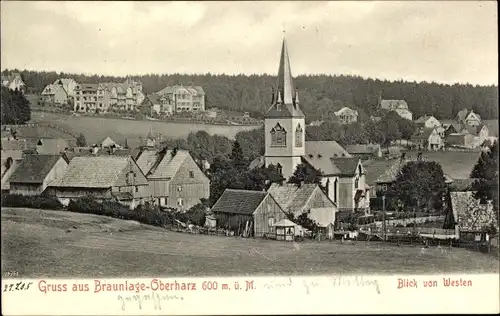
<box><xmin>266</xmin><ymin>37</ymin><xmax>304</xmax><ymax>118</ymax></box>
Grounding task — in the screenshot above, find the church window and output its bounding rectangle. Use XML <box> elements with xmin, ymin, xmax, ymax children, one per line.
<box><xmin>295</xmin><ymin>124</ymin><xmax>303</xmax><ymax>147</ymax></box>
<box><xmin>270</xmin><ymin>123</ymin><xmax>287</xmax><ymax>147</ymax></box>
<box><xmin>277</xmin><ymin>163</ymin><xmax>283</xmax><ymax>175</ymax></box>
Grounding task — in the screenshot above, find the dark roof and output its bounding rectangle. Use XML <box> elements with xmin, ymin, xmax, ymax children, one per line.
<box><xmin>414</xmin><ymin>115</ymin><xmax>436</xmax><ymax>124</ymax></box>
<box><xmin>329</xmin><ymin>157</ymin><xmax>361</xmax><ymax>176</ymax></box>
<box><xmin>210</xmin><ymin>189</ymin><xmax>269</xmax><ymax>215</ymax></box>
<box><xmin>363</xmin><ymin>159</ymin><xmax>399</xmax><ymax>185</ymax></box>
<box><xmin>448</xmin><ymin>178</ymin><xmax>478</xmax><ymax>192</ymax></box>
<box><xmin>265</xmin><ymin>103</ymin><xmax>305</xmax><ymax>118</ymax></box>
<box><xmin>411</xmin><ymin>128</ymin><xmax>435</xmax><ymax>140</ymax></box>
<box><xmin>9</xmin><ymin>154</ymin><xmax>63</xmax><ymax>184</ymax></box>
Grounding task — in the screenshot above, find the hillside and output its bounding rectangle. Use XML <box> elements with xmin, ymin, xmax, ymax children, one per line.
<box><xmin>3</xmin><ymin>70</ymin><xmax>498</xmax><ymax>122</ymax></box>
<box><xmin>29</xmin><ymin>111</ymin><xmax>259</xmax><ymax>144</ymax></box>
<box><xmin>2</xmin><ymin>207</ymin><xmax>498</xmax><ymax>277</ymax></box>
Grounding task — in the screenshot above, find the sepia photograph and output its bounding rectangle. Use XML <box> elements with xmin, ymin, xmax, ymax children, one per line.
<box><xmin>1</xmin><ymin>1</ymin><xmax>499</xmax><ymax>314</ymax></box>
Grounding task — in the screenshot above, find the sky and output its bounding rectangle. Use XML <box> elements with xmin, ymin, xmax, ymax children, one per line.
<box><xmin>1</xmin><ymin>1</ymin><xmax>498</xmax><ymax>86</ymax></box>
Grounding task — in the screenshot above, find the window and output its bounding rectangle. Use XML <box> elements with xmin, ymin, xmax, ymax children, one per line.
<box><xmin>355</xmin><ymin>176</ymin><xmax>359</xmax><ymax>189</ymax></box>
<box><xmin>270</xmin><ymin>123</ymin><xmax>287</xmax><ymax>147</ymax></box>
<box><xmin>177</xmin><ymin>186</ymin><xmax>182</xmax><ymax>192</ymax></box>
<box><xmin>333</xmin><ymin>178</ymin><xmax>338</xmax><ymax>204</ymax></box>
<box><xmin>276</xmin><ymin>163</ymin><xmax>283</xmax><ymax>175</ymax></box>
<box><xmin>177</xmin><ymin>198</ymin><xmax>183</xmax><ymax>206</ymax></box>
<box><xmin>268</xmin><ymin>217</ymin><xmax>275</xmax><ymax>232</ymax></box>
<box><xmin>295</xmin><ymin>123</ymin><xmax>303</xmax><ymax>147</ymax></box>
<box><xmin>189</xmin><ymin>171</ymin><xmax>195</xmax><ymax>178</ymax></box>
<box><xmin>135</xmin><ymin>186</ymin><xmax>139</xmax><ymax>193</ymax></box>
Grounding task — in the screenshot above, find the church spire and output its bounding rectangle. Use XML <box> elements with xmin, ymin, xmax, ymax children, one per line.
<box><xmin>275</xmin><ymin>36</ymin><xmax>295</xmax><ymax>106</ymax></box>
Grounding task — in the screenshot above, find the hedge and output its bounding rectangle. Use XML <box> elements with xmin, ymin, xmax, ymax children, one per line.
<box><xmin>66</xmin><ymin>198</ymin><xmax>204</xmax><ymax>228</ymax></box>
<box><xmin>1</xmin><ymin>194</ymin><xmax>64</xmax><ymax>210</ymax></box>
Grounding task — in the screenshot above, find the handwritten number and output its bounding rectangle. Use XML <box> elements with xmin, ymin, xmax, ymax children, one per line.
<box><xmin>3</xmin><ymin>282</ymin><xmax>33</xmax><ymax>292</ymax></box>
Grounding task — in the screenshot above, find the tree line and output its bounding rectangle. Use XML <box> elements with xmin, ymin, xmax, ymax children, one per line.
<box><xmin>1</xmin><ymin>86</ymin><xmax>31</xmax><ymax>125</ymax></box>
<box><xmin>3</xmin><ymin>69</ymin><xmax>497</xmax><ymax>121</ymax></box>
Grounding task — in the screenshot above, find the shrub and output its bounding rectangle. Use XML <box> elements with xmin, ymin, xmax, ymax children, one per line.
<box><xmin>1</xmin><ymin>194</ymin><xmax>64</xmax><ymax>210</ymax></box>
<box><xmin>67</xmin><ymin>197</ymin><xmax>103</xmax><ymax>215</ymax></box>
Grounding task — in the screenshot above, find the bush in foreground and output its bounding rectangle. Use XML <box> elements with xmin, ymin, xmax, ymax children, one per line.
<box><xmin>1</xmin><ymin>194</ymin><xmax>64</xmax><ymax>210</ymax></box>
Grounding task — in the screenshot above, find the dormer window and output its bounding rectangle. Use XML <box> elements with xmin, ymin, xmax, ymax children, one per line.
<box><xmin>270</xmin><ymin>123</ymin><xmax>287</xmax><ymax>147</ymax></box>
<box><xmin>295</xmin><ymin>124</ymin><xmax>303</xmax><ymax>147</ymax></box>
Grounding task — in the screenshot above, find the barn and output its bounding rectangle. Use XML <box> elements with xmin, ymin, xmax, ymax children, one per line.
<box><xmin>210</xmin><ymin>189</ymin><xmax>287</xmax><ymax>238</ymax></box>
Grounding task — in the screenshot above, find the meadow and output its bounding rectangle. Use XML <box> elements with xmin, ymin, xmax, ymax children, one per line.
<box><xmin>2</xmin><ymin>208</ymin><xmax>498</xmax><ymax>278</ymax></box>
<box><xmin>29</xmin><ymin>111</ymin><xmax>260</xmax><ymax>144</ymax></box>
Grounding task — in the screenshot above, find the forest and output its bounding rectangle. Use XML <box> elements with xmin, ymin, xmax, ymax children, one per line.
<box><xmin>2</xmin><ymin>69</ymin><xmax>498</xmax><ymax>122</ymax></box>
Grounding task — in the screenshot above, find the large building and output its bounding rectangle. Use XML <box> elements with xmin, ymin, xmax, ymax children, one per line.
<box><xmin>74</xmin><ymin>78</ymin><xmax>145</xmax><ymax>113</ymax></box>
<box><xmin>379</xmin><ymin>97</ymin><xmax>413</xmax><ymax>120</ymax></box>
<box><xmin>260</xmin><ymin>38</ymin><xmax>369</xmax><ymax>212</ymax></box>
<box><xmin>154</xmin><ymin>85</ymin><xmax>205</xmax><ymax>113</ymax></box>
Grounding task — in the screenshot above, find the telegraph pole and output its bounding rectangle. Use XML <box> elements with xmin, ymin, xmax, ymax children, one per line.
<box><xmin>382</xmin><ymin>194</ymin><xmax>387</xmax><ymax>241</ymax></box>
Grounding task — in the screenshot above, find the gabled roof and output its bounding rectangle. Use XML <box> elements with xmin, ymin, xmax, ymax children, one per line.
<box><xmin>362</xmin><ymin>159</ymin><xmax>400</xmax><ymax>186</ymax></box>
<box><xmin>375</xmin><ymin>159</ymin><xmax>407</xmax><ymax>183</ymax></box>
<box><xmin>9</xmin><ymin>154</ymin><xmax>64</xmax><ymax>184</ymax></box>
<box><xmin>41</xmin><ymin>84</ymin><xmax>67</xmax><ymax>96</ymax></box>
<box><xmin>148</xmin><ymin>149</ymin><xmax>191</xmax><ymax>179</ymax></box>
<box><xmin>267</xmin><ymin>183</ymin><xmax>335</xmax><ymax>216</ymax></box>
<box><xmin>210</xmin><ymin>189</ymin><xmax>271</xmax><ymax>215</ymax></box>
<box><xmin>334</xmin><ymin>107</ymin><xmax>359</xmax><ymax>116</ymax></box>
<box><xmin>273</xmin><ymin>218</ymin><xmax>297</xmax><ymax>227</ymax></box>
<box><xmin>380</xmin><ymin>100</ymin><xmax>408</xmax><ymax>111</ymax></box>
<box><xmin>50</xmin><ymin>156</ymin><xmax>147</xmax><ymax>188</ymax></box>
<box><xmin>411</xmin><ymin>128</ymin><xmax>436</xmax><ymax>140</ymax></box>
<box><xmin>135</xmin><ymin>149</ymin><xmax>162</xmax><ymax>175</ymax></box>
<box><xmin>414</xmin><ymin>115</ymin><xmax>437</xmax><ymax>124</ymax></box>
<box><xmin>330</xmin><ymin>157</ymin><xmax>361</xmax><ymax>176</ymax></box>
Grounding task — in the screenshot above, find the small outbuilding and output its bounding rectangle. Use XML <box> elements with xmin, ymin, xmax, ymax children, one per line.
<box><xmin>274</xmin><ymin>219</ymin><xmax>297</xmax><ymax>241</ymax></box>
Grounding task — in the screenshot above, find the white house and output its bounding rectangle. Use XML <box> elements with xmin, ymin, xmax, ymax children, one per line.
<box><xmin>1</xmin><ymin>73</ymin><xmax>26</xmax><ymax>93</ymax></box>
<box><xmin>415</xmin><ymin>115</ymin><xmax>441</xmax><ymax>129</ymax></box>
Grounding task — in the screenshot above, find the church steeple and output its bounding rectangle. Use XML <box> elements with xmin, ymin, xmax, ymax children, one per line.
<box><xmin>266</xmin><ymin>36</ymin><xmax>304</xmax><ymax>118</ymax></box>
<box><xmin>275</xmin><ymin>37</ymin><xmax>295</xmax><ymax>105</ymax></box>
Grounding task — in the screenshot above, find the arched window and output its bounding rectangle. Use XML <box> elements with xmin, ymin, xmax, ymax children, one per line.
<box><xmin>276</xmin><ymin>163</ymin><xmax>283</xmax><ymax>175</ymax></box>
<box><xmin>355</xmin><ymin>176</ymin><xmax>359</xmax><ymax>189</ymax></box>
<box><xmin>270</xmin><ymin>123</ymin><xmax>287</xmax><ymax>147</ymax></box>
<box><xmin>295</xmin><ymin>123</ymin><xmax>303</xmax><ymax>147</ymax></box>
<box><xmin>358</xmin><ymin>164</ymin><xmax>362</xmax><ymax>175</ymax></box>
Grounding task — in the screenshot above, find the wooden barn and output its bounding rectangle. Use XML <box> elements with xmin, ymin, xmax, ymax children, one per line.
<box><xmin>210</xmin><ymin>189</ymin><xmax>287</xmax><ymax>238</ymax></box>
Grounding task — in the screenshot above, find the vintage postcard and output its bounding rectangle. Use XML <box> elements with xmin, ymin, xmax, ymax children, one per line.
<box><xmin>1</xmin><ymin>1</ymin><xmax>499</xmax><ymax>315</ymax></box>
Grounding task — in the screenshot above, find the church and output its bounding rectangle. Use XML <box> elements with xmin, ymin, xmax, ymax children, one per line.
<box><xmin>258</xmin><ymin>37</ymin><xmax>370</xmax><ymax>213</ymax></box>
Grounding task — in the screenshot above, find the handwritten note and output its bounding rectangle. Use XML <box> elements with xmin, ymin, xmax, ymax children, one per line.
<box><xmin>263</xmin><ymin>275</ymin><xmax>381</xmax><ymax>295</ymax></box>
<box><xmin>117</xmin><ymin>292</ymin><xmax>184</xmax><ymax>311</ymax></box>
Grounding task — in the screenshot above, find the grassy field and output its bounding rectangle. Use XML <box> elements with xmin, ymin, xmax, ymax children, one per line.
<box><xmin>29</xmin><ymin>111</ymin><xmax>260</xmax><ymax>144</ymax></box>
<box><xmin>1</xmin><ymin>207</ymin><xmax>498</xmax><ymax>278</ymax></box>
<box><xmin>405</xmin><ymin>150</ymin><xmax>481</xmax><ymax>179</ymax></box>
